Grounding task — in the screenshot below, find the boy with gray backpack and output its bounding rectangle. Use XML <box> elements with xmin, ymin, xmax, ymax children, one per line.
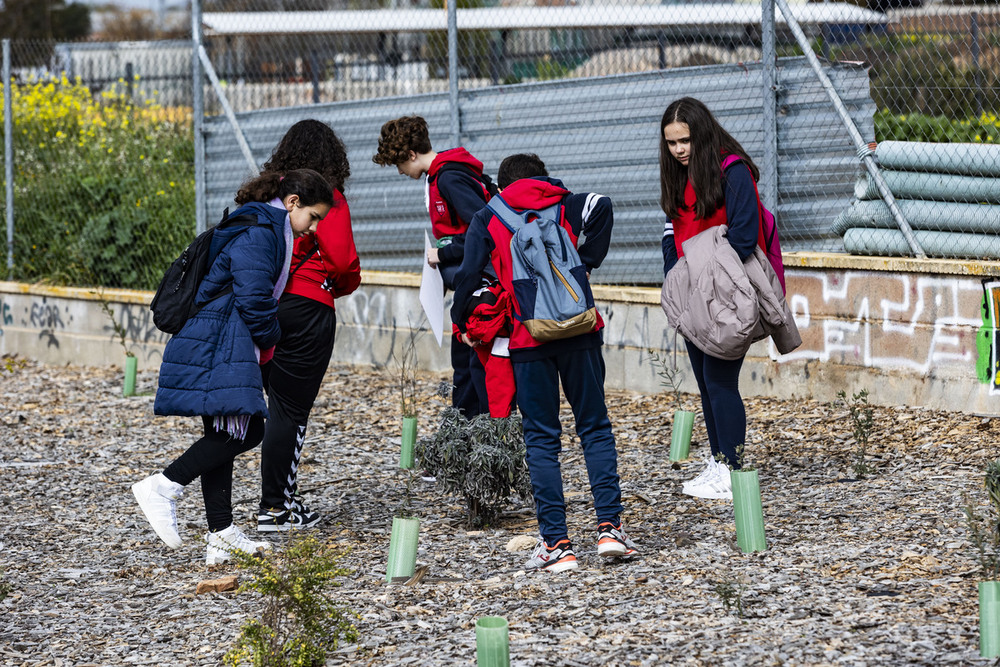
<box><xmin>451</xmin><ymin>153</ymin><xmax>638</xmax><ymax>572</ymax></box>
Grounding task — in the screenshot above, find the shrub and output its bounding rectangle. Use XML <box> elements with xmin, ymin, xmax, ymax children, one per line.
<box><xmin>1</xmin><ymin>75</ymin><xmax>194</xmax><ymax>289</ymax></box>
<box><xmin>875</xmin><ymin>109</ymin><xmax>1000</xmax><ymax>143</ymax></box>
<box><xmin>225</xmin><ymin>536</ymin><xmax>358</xmax><ymax>667</ymax></box>
<box><xmin>418</xmin><ymin>409</ymin><xmax>533</xmax><ymax>528</ymax></box>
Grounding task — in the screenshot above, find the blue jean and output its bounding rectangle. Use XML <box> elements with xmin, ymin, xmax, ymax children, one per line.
<box><xmin>685</xmin><ymin>340</ymin><xmax>746</xmax><ymax>469</ymax></box>
<box><xmin>512</xmin><ymin>346</ymin><xmax>623</xmax><ymax>545</ymax></box>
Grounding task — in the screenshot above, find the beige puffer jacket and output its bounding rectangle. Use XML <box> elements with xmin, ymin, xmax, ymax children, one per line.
<box><xmin>661</xmin><ymin>224</ymin><xmax>801</xmax><ymax>360</ymax></box>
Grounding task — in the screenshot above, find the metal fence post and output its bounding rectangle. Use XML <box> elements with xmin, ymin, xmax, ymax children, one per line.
<box><xmin>448</xmin><ymin>0</ymin><xmax>459</xmax><ymax>148</ymax></box>
<box><xmin>192</xmin><ymin>0</ymin><xmax>206</xmax><ymax>235</ymax></box>
<box><xmin>761</xmin><ymin>0</ymin><xmax>778</xmax><ymax>211</ymax></box>
<box><xmin>3</xmin><ymin>39</ymin><xmax>13</xmax><ymax>281</ymax></box>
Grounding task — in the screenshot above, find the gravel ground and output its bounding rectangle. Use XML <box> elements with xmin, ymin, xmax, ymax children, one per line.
<box><xmin>0</xmin><ymin>358</ymin><xmax>996</xmax><ymax>666</ymax></box>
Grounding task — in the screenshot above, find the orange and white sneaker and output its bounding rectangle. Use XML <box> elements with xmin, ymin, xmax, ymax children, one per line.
<box><xmin>596</xmin><ymin>521</ymin><xmax>639</xmax><ymax>558</ymax></box>
<box><xmin>525</xmin><ymin>539</ymin><xmax>579</xmax><ymax>573</ymax></box>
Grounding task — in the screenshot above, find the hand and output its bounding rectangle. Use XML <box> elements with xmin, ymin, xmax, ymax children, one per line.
<box><xmin>426</xmin><ymin>247</ymin><xmax>440</xmax><ymax>267</ymax></box>
<box><xmin>459</xmin><ymin>333</ymin><xmax>478</xmax><ymax>347</ymax></box>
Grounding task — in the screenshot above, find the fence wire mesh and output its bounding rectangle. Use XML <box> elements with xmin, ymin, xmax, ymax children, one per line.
<box><xmin>3</xmin><ymin>2</ymin><xmax>1000</xmax><ymax>291</ymax></box>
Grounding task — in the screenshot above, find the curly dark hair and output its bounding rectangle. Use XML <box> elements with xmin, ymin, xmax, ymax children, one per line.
<box><xmin>234</xmin><ymin>168</ymin><xmax>333</xmax><ymax>208</ymax></box>
<box><xmin>372</xmin><ymin>116</ymin><xmax>432</xmax><ymax>166</ymax></box>
<box><xmin>261</xmin><ymin>119</ymin><xmax>351</xmax><ymax>192</ymax></box>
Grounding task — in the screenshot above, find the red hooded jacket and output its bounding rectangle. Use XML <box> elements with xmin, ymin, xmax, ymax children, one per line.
<box><xmin>283</xmin><ymin>188</ymin><xmax>361</xmax><ymax>308</ymax></box>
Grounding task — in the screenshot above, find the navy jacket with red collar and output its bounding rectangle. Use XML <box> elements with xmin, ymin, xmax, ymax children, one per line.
<box><xmin>451</xmin><ymin>176</ymin><xmax>614</xmax><ymax>362</ymax></box>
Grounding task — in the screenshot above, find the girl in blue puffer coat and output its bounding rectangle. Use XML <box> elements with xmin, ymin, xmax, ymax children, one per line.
<box><xmin>132</xmin><ymin>169</ymin><xmax>333</xmax><ymax>565</ymax></box>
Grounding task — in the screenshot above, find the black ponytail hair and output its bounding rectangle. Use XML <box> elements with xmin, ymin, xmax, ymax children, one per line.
<box><xmin>234</xmin><ymin>168</ymin><xmax>333</xmax><ymax>208</ymax></box>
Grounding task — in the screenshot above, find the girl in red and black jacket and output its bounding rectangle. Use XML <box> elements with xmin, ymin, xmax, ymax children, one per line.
<box><xmin>255</xmin><ymin>119</ymin><xmax>362</xmax><ymax>533</ymax></box>
<box><xmin>373</xmin><ymin>115</ymin><xmax>491</xmax><ymax>418</ymax></box>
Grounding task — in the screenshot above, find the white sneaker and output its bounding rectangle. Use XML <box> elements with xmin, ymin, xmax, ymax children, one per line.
<box><xmin>206</xmin><ymin>524</ymin><xmax>272</xmax><ymax>565</ymax></box>
<box><xmin>681</xmin><ymin>456</ymin><xmax>719</xmax><ymax>493</ymax></box>
<box><xmin>683</xmin><ymin>465</ymin><xmax>732</xmax><ymax>500</ymax></box>
<box><xmin>132</xmin><ymin>473</ymin><xmax>184</xmax><ymax>548</ymax></box>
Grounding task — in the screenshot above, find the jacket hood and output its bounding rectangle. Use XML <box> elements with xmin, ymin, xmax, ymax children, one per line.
<box><xmin>499</xmin><ymin>176</ymin><xmax>570</xmax><ymax>210</ymax></box>
<box><xmin>428</xmin><ymin>147</ymin><xmax>484</xmax><ymax>177</ymax></box>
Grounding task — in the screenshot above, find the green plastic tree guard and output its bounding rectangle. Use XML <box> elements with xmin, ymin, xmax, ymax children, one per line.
<box><xmin>669</xmin><ymin>410</ymin><xmax>694</xmax><ymax>461</ymax></box>
<box><xmin>400</xmin><ymin>416</ymin><xmax>417</xmax><ymax>469</ymax></box>
<box><xmin>123</xmin><ymin>356</ymin><xmax>137</xmax><ymax>397</ymax></box>
<box><xmin>385</xmin><ymin>516</ymin><xmax>419</xmax><ymax>583</ymax></box>
<box><xmin>731</xmin><ymin>469</ymin><xmax>767</xmax><ymax>553</ymax></box>
<box><xmin>980</xmin><ymin>581</ymin><xmax>1000</xmax><ymax>657</ymax></box>
<box><xmin>476</xmin><ymin>616</ymin><xmax>510</xmax><ymax>667</ymax></box>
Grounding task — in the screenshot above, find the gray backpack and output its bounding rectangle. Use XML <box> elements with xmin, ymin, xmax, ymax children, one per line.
<box><xmin>487</xmin><ymin>196</ymin><xmax>597</xmax><ymax>342</ymax></box>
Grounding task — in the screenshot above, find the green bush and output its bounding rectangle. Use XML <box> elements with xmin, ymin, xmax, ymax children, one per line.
<box><xmin>418</xmin><ymin>408</ymin><xmax>533</xmax><ymax>528</ymax></box>
<box><xmin>875</xmin><ymin>109</ymin><xmax>1000</xmax><ymax>143</ymax></box>
<box><xmin>1</xmin><ymin>75</ymin><xmax>194</xmax><ymax>289</ymax></box>
<box><xmin>225</xmin><ymin>536</ymin><xmax>358</xmax><ymax>667</ymax></box>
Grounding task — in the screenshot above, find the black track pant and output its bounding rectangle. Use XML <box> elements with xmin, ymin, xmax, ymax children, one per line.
<box><xmin>164</xmin><ymin>415</ymin><xmax>265</xmax><ymax>532</ymax></box>
<box><xmin>259</xmin><ymin>294</ymin><xmax>337</xmax><ymax>512</ymax></box>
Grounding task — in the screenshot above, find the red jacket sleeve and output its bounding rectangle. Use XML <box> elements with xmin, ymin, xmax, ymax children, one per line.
<box><xmin>316</xmin><ymin>189</ymin><xmax>361</xmax><ymax>298</ymax></box>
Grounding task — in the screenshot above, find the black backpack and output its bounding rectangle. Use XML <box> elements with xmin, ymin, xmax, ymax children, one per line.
<box><xmin>150</xmin><ymin>209</ymin><xmax>259</xmax><ymax>334</ymax></box>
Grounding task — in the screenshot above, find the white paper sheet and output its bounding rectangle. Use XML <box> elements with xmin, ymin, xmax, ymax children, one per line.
<box><xmin>419</xmin><ymin>231</ymin><xmax>445</xmax><ymax>347</ymax></box>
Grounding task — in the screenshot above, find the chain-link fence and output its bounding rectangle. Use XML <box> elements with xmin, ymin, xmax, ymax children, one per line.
<box><xmin>4</xmin><ymin>1</ymin><xmax>1000</xmax><ymax>290</ymax></box>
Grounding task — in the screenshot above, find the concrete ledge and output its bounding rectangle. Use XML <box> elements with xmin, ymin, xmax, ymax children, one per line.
<box><xmin>4</xmin><ymin>251</ymin><xmax>1000</xmax><ymax>415</ymax></box>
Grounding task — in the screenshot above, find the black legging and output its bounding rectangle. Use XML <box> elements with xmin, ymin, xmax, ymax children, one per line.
<box><xmin>684</xmin><ymin>340</ymin><xmax>746</xmax><ymax>469</ymax></box>
<box><xmin>163</xmin><ymin>415</ymin><xmax>265</xmax><ymax>532</ymax></box>
<box><xmin>259</xmin><ymin>294</ymin><xmax>337</xmax><ymax>512</ymax></box>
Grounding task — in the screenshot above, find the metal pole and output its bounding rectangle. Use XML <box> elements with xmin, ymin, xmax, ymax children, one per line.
<box><xmin>198</xmin><ymin>45</ymin><xmax>257</xmax><ymax>173</ymax></box>
<box><xmin>973</xmin><ymin>12</ymin><xmax>983</xmax><ymax>118</ymax></box>
<box><xmin>761</xmin><ymin>0</ymin><xmax>778</xmax><ymax>212</ymax></box>
<box><xmin>773</xmin><ymin>0</ymin><xmax>926</xmax><ymax>258</ymax></box>
<box><xmin>447</xmin><ymin>0</ymin><xmax>459</xmax><ymax>148</ymax></box>
<box><xmin>3</xmin><ymin>39</ymin><xmax>13</xmax><ymax>281</ymax></box>
<box><xmin>192</xmin><ymin>0</ymin><xmax>206</xmax><ymax>235</ymax></box>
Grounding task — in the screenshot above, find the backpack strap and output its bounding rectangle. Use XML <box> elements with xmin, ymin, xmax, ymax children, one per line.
<box><xmin>290</xmin><ymin>240</ymin><xmax>320</xmax><ymax>277</ymax></box>
<box><xmin>720</xmin><ymin>154</ymin><xmax>776</xmax><ymax>254</ymax></box>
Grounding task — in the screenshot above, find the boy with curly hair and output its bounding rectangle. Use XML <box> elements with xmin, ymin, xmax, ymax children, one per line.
<box><xmin>373</xmin><ymin>115</ymin><xmax>492</xmax><ymax>418</ymax></box>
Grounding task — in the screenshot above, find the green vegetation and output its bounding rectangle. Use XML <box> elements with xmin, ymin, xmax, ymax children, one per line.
<box><xmin>837</xmin><ymin>389</ymin><xmax>875</xmax><ymax>479</ymax></box>
<box><xmin>225</xmin><ymin>536</ymin><xmax>358</xmax><ymax>667</ymax></box>
<box><xmin>1</xmin><ymin>74</ymin><xmax>194</xmax><ymax>290</ymax></box>
<box><xmin>418</xmin><ymin>409</ymin><xmax>532</xmax><ymax>528</ymax></box>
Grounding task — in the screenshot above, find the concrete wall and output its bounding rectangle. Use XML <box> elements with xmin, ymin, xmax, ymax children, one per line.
<box><xmin>3</xmin><ymin>252</ymin><xmax>1000</xmax><ymax>415</ymax></box>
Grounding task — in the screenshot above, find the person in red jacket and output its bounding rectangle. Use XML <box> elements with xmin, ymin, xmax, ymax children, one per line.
<box><xmin>451</xmin><ymin>153</ymin><xmax>638</xmax><ymax>573</ymax></box>
<box><xmin>372</xmin><ymin>115</ymin><xmax>491</xmax><ymax>418</ymax></box>
<box><xmin>254</xmin><ymin>120</ymin><xmax>362</xmax><ymax>532</ymax></box>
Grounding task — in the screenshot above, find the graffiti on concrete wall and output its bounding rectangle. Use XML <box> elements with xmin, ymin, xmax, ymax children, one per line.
<box><xmin>981</xmin><ymin>281</ymin><xmax>1000</xmax><ymax>393</ymax></box>
<box><xmin>1</xmin><ymin>294</ymin><xmax>168</xmax><ymax>360</ymax></box>
<box><xmin>337</xmin><ymin>287</ymin><xmax>397</xmax><ymax>365</ymax></box>
<box><xmin>781</xmin><ymin>270</ymin><xmax>989</xmax><ymax>380</ymax></box>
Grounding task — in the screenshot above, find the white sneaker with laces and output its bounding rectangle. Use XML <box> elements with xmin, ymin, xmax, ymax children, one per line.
<box><xmin>132</xmin><ymin>473</ymin><xmax>184</xmax><ymax>548</ymax></box>
<box><xmin>206</xmin><ymin>524</ymin><xmax>272</xmax><ymax>565</ymax></box>
<box><xmin>681</xmin><ymin>456</ymin><xmax>719</xmax><ymax>493</ymax></box>
<box><xmin>683</xmin><ymin>464</ymin><xmax>732</xmax><ymax>500</ymax></box>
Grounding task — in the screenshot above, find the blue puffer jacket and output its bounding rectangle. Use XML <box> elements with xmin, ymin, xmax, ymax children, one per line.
<box><xmin>154</xmin><ymin>202</ymin><xmax>288</xmax><ymax>418</ymax></box>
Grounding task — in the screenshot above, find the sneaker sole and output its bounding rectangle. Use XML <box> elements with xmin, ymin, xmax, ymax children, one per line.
<box><xmin>541</xmin><ymin>557</ymin><xmax>579</xmax><ymax>573</ymax></box>
<box><xmin>132</xmin><ymin>483</ymin><xmax>182</xmax><ymax>549</ymax></box>
<box><xmin>597</xmin><ymin>541</ymin><xmax>629</xmax><ymax>557</ymax></box>
<box><xmin>256</xmin><ymin>517</ymin><xmax>321</xmax><ymax>533</ymax></box>
<box><xmin>682</xmin><ymin>487</ymin><xmax>732</xmax><ymax>500</ymax></box>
